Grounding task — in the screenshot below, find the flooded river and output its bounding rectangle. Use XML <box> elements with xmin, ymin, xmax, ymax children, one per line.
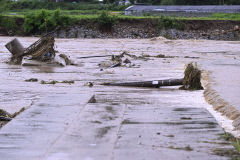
<box><xmin>0</xmin><ymin>37</ymin><xmax>239</xmax><ymax>159</ymax></box>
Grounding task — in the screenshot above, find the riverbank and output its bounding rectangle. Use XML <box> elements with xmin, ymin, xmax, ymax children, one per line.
<box><xmin>1</xmin><ymin>17</ymin><xmax>240</xmax><ymax>40</ymax></box>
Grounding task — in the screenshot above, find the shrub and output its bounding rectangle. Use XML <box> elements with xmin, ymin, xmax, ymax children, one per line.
<box><xmin>1</xmin><ymin>1</ymin><xmax>129</xmax><ymax>11</ymax></box>
<box><xmin>23</xmin><ymin>9</ymin><xmax>71</xmax><ymax>34</ymax></box>
<box><xmin>97</xmin><ymin>11</ymin><xmax>117</xmax><ymax>32</ymax></box>
<box><xmin>158</xmin><ymin>16</ymin><xmax>185</xmax><ymax>30</ymax></box>
<box><xmin>0</xmin><ymin>15</ymin><xmax>18</xmax><ymax>32</ymax></box>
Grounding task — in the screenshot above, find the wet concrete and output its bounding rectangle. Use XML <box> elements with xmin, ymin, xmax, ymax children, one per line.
<box><xmin>0</xmin><ymin>37</ymin><xmax>239</xmax><ymax>159</ymax></box>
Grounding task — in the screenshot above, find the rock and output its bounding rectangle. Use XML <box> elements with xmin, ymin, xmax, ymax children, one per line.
<box><xmin>234</xmin><ymin>25</ymin><xmax>239</xmax><ymax>31</ymax></box>
<box><xmin>88</xmin><ymin>95</ymin><xmax>96</xmax><ymax>103</ymax></box>
<box><xmin>123</xmin><ymin>58</ymin><xmax>131</xmax><ymax>64</ymax></box>
<box><xmin>84</xmin><ymin>82</ymin><xmax>94</xmax><ymax>87</ymax></box>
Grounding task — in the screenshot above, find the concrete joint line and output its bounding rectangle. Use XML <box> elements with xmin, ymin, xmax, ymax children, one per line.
<box><xmin>42</xmin><ymin>97</ymin><xmax>91</xmax><ymax>159</ymax></box>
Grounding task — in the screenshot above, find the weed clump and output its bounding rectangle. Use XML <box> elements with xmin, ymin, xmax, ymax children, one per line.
<box><xmin>180</xmin><ymin>62</ymin><xmax>203</xmax><ymax>90</ymax></box>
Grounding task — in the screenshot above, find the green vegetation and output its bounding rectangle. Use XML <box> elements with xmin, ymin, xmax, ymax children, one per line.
<box><xmin>211</xmin><ymin>13</ymin><xmax>240</xmax><ymax>21</ymax></box>
<box><xmin>157</xmin><ymin>16</ymin><xmax>185</xmax><ymax>30</ymax></box>
<box><xmin>97</xmin><ymin>11</ymin><xmax>117</xmax><ymax>31</ymax></box>
<box><xmin>0</xmin><ymin>0</ymin><xmax>129</xmax><ymax>12</ymax></box>
<box><xmin>23</xmin><ymin>9</ymin><xmax>71</xmax><ymax>34</ymax></box>
<box><xmin>216</xmin><ymin>132</ymin><xmax>240</xmax><ymax>160</ymax></box>
<box><xmin>0</xmin><ymin>15</ymin><xmax>18</xmax><ymax>33</ymax></box>
<box><xmin>233</xmin><ymin>139</ymin><xmax>240</xmax><ymax>153</ymax></box>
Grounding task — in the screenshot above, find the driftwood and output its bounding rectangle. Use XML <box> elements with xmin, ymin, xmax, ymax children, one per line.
<box><xmin>102</xmin><ymin>78</ymin><xmax>183</xmax><ymax>88</ymax></box>
<box><xmin>0</xmin><ymin>116</ymin><xmax>12</xmax><ymax>121</ymax></box>
<box><xmin>5</xmin><ymin>31</ymin><xmax>56</xmax><ymax>64</ymax></box>
<box><xmin>77</xmin><ymin>55</ymin><xmax>112</xmax><ymax>59</ymax></box>
<box><xmin>109</xmin><ymin>62</ymin><xmax>121</xmax><ymax>68</ymax></box>
<box><xmin>59</xmin><ymin>54</ymin><xmax>74</xmax><ymax>65</ymax></box>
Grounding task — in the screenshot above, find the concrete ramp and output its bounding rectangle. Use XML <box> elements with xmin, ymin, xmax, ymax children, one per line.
<box><xmin>0</xmin><ymin>93</ymin><xmax>92</xmax><ymax>160</ymax></box>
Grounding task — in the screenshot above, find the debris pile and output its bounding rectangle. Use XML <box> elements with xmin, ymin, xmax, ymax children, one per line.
<box><xmin>180</xmin><ymin>62</ymin><xmax>203</xmax><ymax>90</ymax></box>
<box><xmin>98</xmin><ymin>51</ymin><xmax>149</xmax><ymax>70</ymax></box>
<box><xmin>40</xmin><ymin>80</ymin><xmax>74</xmax><ymax>85</ymax></box>
<box><xmin>0</xmin><ymin>109</ymin><xmax>12</xmax><ymax>121</ymax></box>
<box><xmin>5</xmin><ymin>33</ymin><xmax>74</xmax><ymax>66</ymax></box>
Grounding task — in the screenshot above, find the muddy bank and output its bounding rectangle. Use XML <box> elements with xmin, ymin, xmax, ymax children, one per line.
<box><xmin>1</xmin><ymin>18</ymin><xmax>240</xmax><ymax>40</ymax></box>
<box><xmin>57</xmin><ymin>20</ymin><xmax>240</xmax><ymax>40</ymax></box>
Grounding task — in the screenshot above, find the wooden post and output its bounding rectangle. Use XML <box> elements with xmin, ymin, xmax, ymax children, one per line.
<box><xmin>5</xmin><ymin>38</ymin><xmax>24</xmax><ymax>56</ymax></box>
<box><xmin>102</xmin><ymin>78</ymin><xmax>183</xmax><ymax>88</ymax></box>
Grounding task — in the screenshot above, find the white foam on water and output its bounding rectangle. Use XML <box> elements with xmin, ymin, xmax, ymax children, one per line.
<box><xmin>200</xmin><ymin>94</ymin><xmax>240</xmax><ymax>138</ymax></box>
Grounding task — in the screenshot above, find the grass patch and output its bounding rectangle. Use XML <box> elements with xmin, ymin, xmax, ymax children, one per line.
<box><xmin>215</xmin><ymin>132</ymin><xmax>240</xmax><ymax>159</ymax></box>
<box><xmin>233</xmin><ymin>139</ymin><xmax>240</xmax><ymax>153</ymax></box>
<box><xmin>211</xmin><ymin>13</ymin><xmax>240</xmax><ymax>21</ymax></box>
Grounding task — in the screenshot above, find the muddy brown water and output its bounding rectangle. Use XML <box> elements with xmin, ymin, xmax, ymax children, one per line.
<box><xmin>0</xmin><ymin>37</ymin><xmax>239</xmax><ymax>160</ymax></box>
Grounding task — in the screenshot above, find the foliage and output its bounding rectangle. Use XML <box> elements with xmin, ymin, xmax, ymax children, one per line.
<box><xmin>96</xmin><ymin>11</ymin><xmax>117</xmax><ymax>31</ymax></box>
<box><xmin>161</xmin><ymin>0</ymin><xmax>175</xmax><ymax>5</ymax></box>
<box><xmin>0</xmin><ymin>0</ymin><xmax>129</xmax><ymax>12</ymax></box>
<box><xmin>23</xmin><ymin>9</ymin><xmax>71</xmax><ymax>34</ymax></box>
<box><xmin>157</xmin><ymin>16</ymin><xmax>185</xmax><ymax>30</ymax></box>
<box><xmin>233</xmin><ymin>139</ymin><xmax>240</xmax><ymax>153</ymax></box>
<box><xmin>0</xmin><ymin>15</ymin><xmax>17</xmax><ymax>31</ymax></box>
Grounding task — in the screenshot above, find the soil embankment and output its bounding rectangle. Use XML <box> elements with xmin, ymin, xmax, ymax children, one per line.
<box><xmin>1</xmin><ymin>18</ymin><xmax>240</xmax><ymax>40</ymax></box>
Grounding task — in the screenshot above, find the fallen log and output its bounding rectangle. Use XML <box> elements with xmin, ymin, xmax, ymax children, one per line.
<box><xmin>102</xmin><ymin>78</ymin><xmax>183</xmax><ymax>88</ymax></box>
